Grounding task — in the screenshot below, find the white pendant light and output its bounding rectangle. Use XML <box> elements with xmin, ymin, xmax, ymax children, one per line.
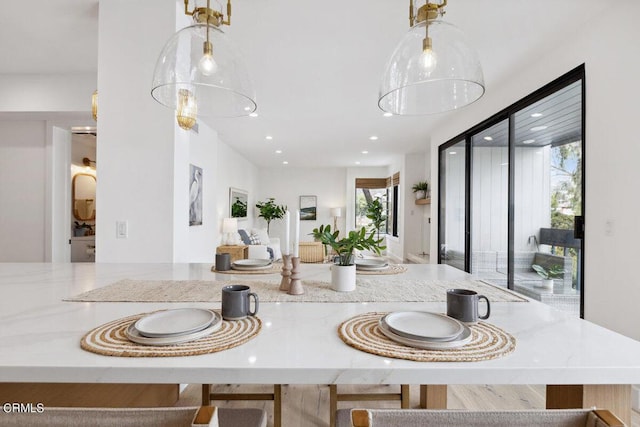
<box><xmin>151</xmin><ymin>0</ymin><xmax>256</xmax><ymax>128</ymax></box>
<box><xmin>379</xmin><ymin>0</ymin><xmax>484</xmax><ymax>115</ymax></box>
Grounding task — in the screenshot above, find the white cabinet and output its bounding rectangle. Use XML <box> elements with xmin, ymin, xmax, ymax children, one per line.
<box><xmin>71</xmin><ymin>237</ymin><xmax>95</xmax><ymax>262</ymax></box>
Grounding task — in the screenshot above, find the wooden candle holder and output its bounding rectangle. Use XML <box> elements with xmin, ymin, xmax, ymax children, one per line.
<box><xmin>288</xmin><ymin>256</ymin><xmax>304</xmax><ymax>295</ymax></box>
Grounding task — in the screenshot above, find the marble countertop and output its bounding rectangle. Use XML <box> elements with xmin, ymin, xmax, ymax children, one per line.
<box><xmin>1</xmin><ymin>262</ymin><xmax>640</xmax><ymax>386</ymax></box>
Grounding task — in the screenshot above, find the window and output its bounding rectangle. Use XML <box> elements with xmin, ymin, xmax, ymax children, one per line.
<box><xmin>354</xmin><ymin>173</ymin><xmax>400</xmax><ymax>237</ymax></box>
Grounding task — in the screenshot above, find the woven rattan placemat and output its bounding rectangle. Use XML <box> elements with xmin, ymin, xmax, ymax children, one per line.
<box><xmin>211</xmin><ymin>263</ymin><xmax>282</xmax><ymax>275</ymax></box>
<box><xmin>81</xmin><ymin>309</ymin><xmax>261</xmax><ymax>357</ymax></box>
<box><xmin>356</xmin><ymin>265</ymin><xmax>407</xmax><ymax>275</ymax></box>
<box><xmin>338</xmin><ymin>312</ymin><xmax>515</xmax><ymax>362</ymax></box>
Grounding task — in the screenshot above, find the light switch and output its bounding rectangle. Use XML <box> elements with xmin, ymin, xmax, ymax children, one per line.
<box><xmin>116</xmin><ymin>221</ymin><xmax>128</xmax><ymax>239</ymax></box>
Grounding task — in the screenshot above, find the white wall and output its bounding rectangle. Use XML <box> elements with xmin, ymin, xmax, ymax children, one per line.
<box><xmin>0</xmin><ymin>74</ymin><xmax>95</xmax><ymax>113</ymax></box>
<box><xmin>96</xmin><ymin>0</ymin><xmax>179</xmax><ymax>262</ymax></box>
<box><xmin>216</xmin><ymin>138</ymin><xmax>259</xmax><ymax>242</ymax></box>
<box><xmin>430</xmin><ymin>2</ymin><xmax>640</xmax><ymax>339</ymax></box>
<box><xmin>403</xmin><ymin>152</ymin><xmax>430</xmax><ymax>258</ymax></box>
<box><xmin>256</xmin><ymin>167</ymin><xmax>346</xmax><ymax>245</ymax></box>
<box><xmin>0</xmin><ymin>121</ymin><xmax>47</xmax><ymax>261</ymax></box>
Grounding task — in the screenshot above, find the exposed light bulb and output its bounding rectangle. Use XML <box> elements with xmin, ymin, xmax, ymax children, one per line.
<box><xmin>421</xmin><ymin>37</ymin><xmax>438</xmax><ymax>73</ymax></box>
<box><xmin>198</xmin><ymin>41</ymin><xmax>217</xmax><ymax>76</ymax></box>
<box><xmin>199</xmin><ymin>54</ymin><xmax>217</xmax><ymax>76</ymax></box>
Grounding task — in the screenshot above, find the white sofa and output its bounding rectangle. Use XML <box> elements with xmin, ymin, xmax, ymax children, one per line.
<box><xmin>237</xmin><ymin>228</ymin><xmax>282</xmax><ymax>261</ymax></box>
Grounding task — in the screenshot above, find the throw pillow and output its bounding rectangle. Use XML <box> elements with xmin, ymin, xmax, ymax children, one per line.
<box><xmin>249</xmin><ymin>233</ymin><xmax>262</xmax><ymax>245</ymax></box>
<box><xmin>237</xmin><ymin>229</ymin><xmax>252</xmax><ymax>245</ymax></box>
<box><xmin>251</xmin><ymin>228</ymin><xmax>271</xmax><ymax>245</ymax></box>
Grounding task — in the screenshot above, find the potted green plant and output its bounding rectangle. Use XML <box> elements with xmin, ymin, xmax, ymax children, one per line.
<box><xmin>255</xmin><ymin>198</ymin><xmax>287</xmax><ymax>233</ymax></box>
<box><xmin>532</xmin><ymin>264</ymin><xmax>565</xmax><ymax>290</ymax></box>
<box><xmin>412</xmin><ymin>181</ymin><xmax>429</xmax><ymax>199</ymax></box>
<box><xmin>365</xmin><ymin>197</ymin><xmax>387</xmax><ymax>240</ymax></box>
<box><xmin>311</xmin><ymin>224</ymin><xmax>385</xmax><ymax>292</ymax></box>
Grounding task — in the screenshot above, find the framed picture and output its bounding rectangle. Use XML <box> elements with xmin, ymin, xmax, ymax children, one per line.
<box><xmin>189</xmin><ymin>164</ymin><xmax>203</xmax><ymax>226</ymax></box>
<box><xmin>229</xmin><ymin>187</ymin><xmax>248</xmax><ymax>219</ymax></box>
<box><xmin>299</xmin><ymin>195</ymin><xmax>317</xmax><ymax>221</ymax></box>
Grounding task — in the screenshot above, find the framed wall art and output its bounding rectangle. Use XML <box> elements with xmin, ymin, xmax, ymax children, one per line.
<box><xmin>299</xmin><ymin>195</ymin><xmax>317</xmax><ymax>221</ymax></box>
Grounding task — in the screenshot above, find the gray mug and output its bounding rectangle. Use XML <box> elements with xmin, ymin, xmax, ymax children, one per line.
<box><xmin>221</xmin><ymin>285</ymin><xmax>259</xmax><ymax>320</ymax></box>
<box><xmin>215</xmin><ymin>253</ymin><xmax>231</xmax><ymax>271</ymax></box>
<box><xmin>446</xmin><ymin>289</ymin><xmax>490</xmax><ymax>323</ymax></box>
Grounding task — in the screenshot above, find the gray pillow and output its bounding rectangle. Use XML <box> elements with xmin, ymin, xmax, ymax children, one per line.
<box><xmin>237</xmin><ymin>229</ymin><xmax>252</xmax><ymax>245</ymax></box>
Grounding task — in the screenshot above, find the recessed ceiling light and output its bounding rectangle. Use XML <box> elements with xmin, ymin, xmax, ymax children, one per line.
<box><xmin>522</xmin><ymin>139</ymin><xmax>535</xmax><ymax>144</ymax></box>
<box><xmin>249</xmin><ymin>112</ymin><xmax>258</xmax><ymax>117</ymax></box>
<box><xmin>265</xmin><ymin>135</ymin><xmax>273</xmax><ymax>140</ymax></box>
<box><xmin>369</xmin><ymin>136</ymin><xmax>378</xmax><ymax>141</ymax></box>
<box><xmin>483</xmin><ymin>136</ymin><xmax>493</xmax><ymax>141</ymax></box>
<box><xmin>500</xmin><ymin>163</ymin><xmax>508</xmax><ymax>166</ymax></box>
<box><xmin>531</xmin><ymin>113</ymin><xmax>543</xmax><ymax>118</ymax></box>
<box><xmin>355</xmin><ymin>161</ymin><xmax>361</xmax><ymax>165</ymax></box>
<box><xmin>362</xmin><ymin>150</ymin><xmax>369</xmax><ymax>154</ymax></box>
<box><xmin>275</xmin><ymin>150</ymin><xmax>282</xmax><ymax>154</ymax></box>
<box><xmin>450</xmin><ymin>151</ymin><xmax>457</xmax><ymax>155</ymax></box>
<box><xmin>383</xmin><ymin>112</ymin><xmax>393</xmax><ymax>117</ymax></box>
<box><xmin>530</xmin><ymin>126</ymin><xmax>548</xmax><ymax>132</ymax></box>
<box><xmin>282</xmin><ymin>161</ymin><xmax>288</xmax><ymax>165</ymax></box>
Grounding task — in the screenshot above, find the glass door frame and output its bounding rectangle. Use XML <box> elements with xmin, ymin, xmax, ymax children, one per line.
<box><xmin>438</xmin><ymin>64</ymin><xmax>586</xmax><ymax>317</ymax></box>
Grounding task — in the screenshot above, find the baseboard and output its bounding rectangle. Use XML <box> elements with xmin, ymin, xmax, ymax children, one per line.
<box><xmin>633</xmin><ymin>385</ymin><xmax>640</xmax><ymax>412</ymax></box>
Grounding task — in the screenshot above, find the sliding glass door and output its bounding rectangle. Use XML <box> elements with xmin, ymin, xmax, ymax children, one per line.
<box><xmin>470</xmin><ymin>120</ymin><xmax>508</xmax><ymax>285</ymax></box>
<box><xmin>439</xmin><ymin>139</ymin><xmax>467</xmax><ymax>271</ymax></box>
<box><xmin>513</xmin><ymin>80</ymin><xmax>583</xmax><ymax>315</ymax></box>
<box><xmin>438</xmin><ymin>66</ymin><xmax>585</xmax><ymax>317</ymax></box>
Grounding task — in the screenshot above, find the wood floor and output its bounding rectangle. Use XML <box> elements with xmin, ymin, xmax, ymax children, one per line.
<box><xmin>176</xmin><ymin>383</ymin><xmax>640</xmax><ymax>426</ymax></box>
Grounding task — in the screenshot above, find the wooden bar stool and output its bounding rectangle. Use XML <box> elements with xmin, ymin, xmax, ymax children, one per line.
<box><xmin>329</xmin><ymin>384</ymin><xmax>410</xmax><ymax>427</ymax></box>
<box><xmin>202</xmin><ymin>384</ymin><xmax>282</xmax><ymax>427</ymax></box>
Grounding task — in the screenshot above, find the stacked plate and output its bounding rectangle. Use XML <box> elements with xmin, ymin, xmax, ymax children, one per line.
<box><xmin>355</xmin><ymin>258</ymin><xmax>389</xmax><ymax>271</ymax></box>
<box><xmin>378</xmin><ymin>311</ymin><xmax>472</xmax><ymax>350</ymax></box>
<box><xmin>231</xmin><ymin>259</ymin><xmax>273</xmax><ymax>271</ymax></box>
<box><xmin>125</xmin><ymin>308</ymin><xmax>221</xmax><ymax>346</ymax></box>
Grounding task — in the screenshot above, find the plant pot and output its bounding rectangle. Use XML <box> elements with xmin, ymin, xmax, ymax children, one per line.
<box><xmin>414</xmin><ymin>190</ymin><xmax>426</xmax><ymax>200</ymax></box>
<box><xmin>331</xmin><ymin>264</ymin><xmax>356</xmax><ymax>292</ymax></box>
<box><xmin>536</xmin><ymin>278</ymin><xmax>554</xmax><ymax>290</ymax></box>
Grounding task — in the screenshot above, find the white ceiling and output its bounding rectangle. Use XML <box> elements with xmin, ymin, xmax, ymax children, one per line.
<box><xmin>0</xmin><ymin>0</ymin><xmax>607</xmax><ymax>168</ymax></box>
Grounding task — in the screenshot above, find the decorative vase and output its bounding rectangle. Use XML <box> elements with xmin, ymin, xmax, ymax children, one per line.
<box><xmin>331</xmin><ymin>264</ymin><xmax>356</xmax><ymax>292</ymax></box>
<box><xmin>415</xmin><ymin>190</ymin><xmax>426</xmax><ymax>200</ymax></box>
<box><xmin>536</xmin><ymin>279</ymin><xmax>554</xmax><ymax>290</ymax></box>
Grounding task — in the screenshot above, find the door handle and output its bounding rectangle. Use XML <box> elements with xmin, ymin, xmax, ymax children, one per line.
<box><xmin>574</xmin><ymin>216</ymin><xmax>584</xmax><ymax>239</ymax></box>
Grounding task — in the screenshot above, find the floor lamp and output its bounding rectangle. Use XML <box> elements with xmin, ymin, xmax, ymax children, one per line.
<box><xmin>330</xmin><ymin>208</ymin><xmax>342</xmax><ymax>235</ymax></box>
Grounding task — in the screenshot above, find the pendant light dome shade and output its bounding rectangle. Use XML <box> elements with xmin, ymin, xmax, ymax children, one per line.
<box><xmin>379</xmin><ymin>19</ymin><xmax>484</xmax><ymax>115</ymax></box>
<box><xmin>151</xmin><ymin>23</ymin><xmax>256</xmax><ymax>118</ymax></box>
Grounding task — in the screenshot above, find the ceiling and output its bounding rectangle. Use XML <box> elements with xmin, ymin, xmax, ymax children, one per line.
<box><xmin>0</xmin><ymin>0</ymin><xmax>607</xmax><ymax>168</ymax></box>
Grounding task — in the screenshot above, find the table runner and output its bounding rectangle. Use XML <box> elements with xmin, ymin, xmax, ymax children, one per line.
<box><xmin>339</xmin><ymin>312</ymin><xmax>516</xmax><ymax>362</ymax></box>
<box><xmin>80</xmin><ymin>309</ymin><xmax>261</xmax><ymax>357</ymax></box>
<box><xmin>66</xmin><ymin>277</ymin><xmax>527</xmax><ymax>303</ymax></box>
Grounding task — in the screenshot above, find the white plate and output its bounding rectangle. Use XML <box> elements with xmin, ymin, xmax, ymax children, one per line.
<box><xmin>134</xmin><ymin>308</ymin><xmax>217</xmax><ymax>338</ymax></box>
<box><xmin>231</xmin><ymin>263</ymin><xmax>273</xmax><ymax>271</ymax></box>
<box><xmin>233</xmin><ymin>259</ymin><xmax>272</xmax><ymax>267</ymax></box>
<box><xmin>355</xmin><ymin>259</ymin><xmax>388</xmax><ymax>268</ymax></box>
<box><xmin>356</xmin><ymin>264</ymin><xmax>389</xmax><ymax>271</ymax></box>
<box><xmin>382</xmin><ymin>311</ymin><xmax>463</xmax><ymax>341</ymax></box>
<box><xmin>126</xmin><ymin>316</ymin><xmax>222</xmax><ymax>346</ymax></box>
<box><xmin>378</xmin><ymin>320</ymin><xmax>472</xmax><ymax>350</ymax></box>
